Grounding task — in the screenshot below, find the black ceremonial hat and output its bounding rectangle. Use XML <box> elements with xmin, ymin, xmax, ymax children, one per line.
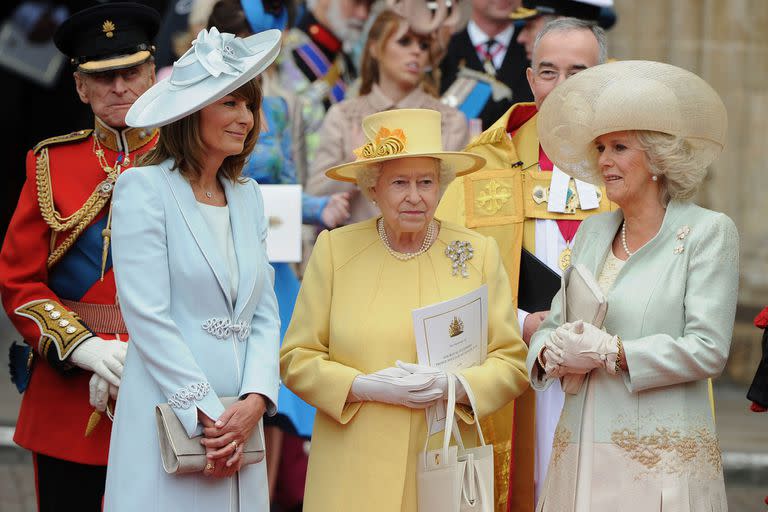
<box><xmin>54</xmin><ymin>2</ymin><xmax>161</xmax><ymax>73</ymax></box>
<box><xmin>510</xmin><ymin>0</ymin><xmax>615</xmax><ymax>29</ymax></box>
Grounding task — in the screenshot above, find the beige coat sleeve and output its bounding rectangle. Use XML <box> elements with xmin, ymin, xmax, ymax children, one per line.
<box><xmin>440</xmin><ymin>107</ymin><xmax>470</xmax><ymax>151</ymax></box>
<box><xmin>305</xmin><ymin>104</ymin><xmax>357</xmax><ymax>198</ymax></box>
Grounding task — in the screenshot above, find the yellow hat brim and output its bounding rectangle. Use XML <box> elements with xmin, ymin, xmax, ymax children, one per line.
<box><xmin>78</xmin><ymin>50</ymin><xmax>151</xmax><ymax>73</ymax></box>
<box><xmin>325</xmin><ymin>151</ymin><xmax>486</xmax><ymax>183</ymax></box>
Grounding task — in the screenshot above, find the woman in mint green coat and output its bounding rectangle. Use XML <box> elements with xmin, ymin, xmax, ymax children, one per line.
<box><xmin>528</xmin><ymin>60</ymin><xmax>738</xmax><ymax>512</ymax></box>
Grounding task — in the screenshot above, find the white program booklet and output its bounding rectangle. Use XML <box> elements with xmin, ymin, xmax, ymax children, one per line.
<box><xmin>412</xmin><ymin>285</ymin><xmax>488</xmax><ymax>434</ymax></box>
<box><xmin>259</xmin><ymin>184</ymin><xmax>302</xmax><ymax>263</ymax></box>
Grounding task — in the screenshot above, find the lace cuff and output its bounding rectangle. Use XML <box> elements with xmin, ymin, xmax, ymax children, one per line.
<box><xmin>168</xmin><ymin>381</ymin><xmax>211</xmax><ymax>409</ymax></box>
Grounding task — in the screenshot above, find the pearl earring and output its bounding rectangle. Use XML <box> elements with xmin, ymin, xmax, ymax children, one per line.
<box><xmin>652</xmin><ymin>175</ymin><xmax>658</xmax><ymax>182</ymax></box>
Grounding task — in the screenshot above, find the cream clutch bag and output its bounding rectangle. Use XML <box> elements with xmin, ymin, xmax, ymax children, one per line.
<box><xmin>155</xmin><ymin>396</ymin><xmax>265</xmax><ymax>474</ymax></box>
<box><xmin>561</xmin><ymin>264</ymin><xmax>608</xmax><ymax>394</ymax></box>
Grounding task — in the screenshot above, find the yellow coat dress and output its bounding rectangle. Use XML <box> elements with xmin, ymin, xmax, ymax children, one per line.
<box><xmin>280</xmin><ymin>218</ymin><xmax>529</xmax><ymax>512</ymax></box>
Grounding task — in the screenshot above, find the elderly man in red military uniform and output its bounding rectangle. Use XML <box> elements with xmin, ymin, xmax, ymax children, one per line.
<box><xmin>0</xmin><ymin>3</ymin><xmax>160</xmax><ymax>509</ymax></box>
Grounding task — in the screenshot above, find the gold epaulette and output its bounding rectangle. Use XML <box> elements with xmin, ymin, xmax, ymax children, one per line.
<box><xmin>465</xmin><ymin>126</ymin><xmax>508</xmax><ymax>151</ymax></box>
<box><xmin>33</xmin><ymin>129</ymin><xmax>93</xmax><ymax>154</ymax></box>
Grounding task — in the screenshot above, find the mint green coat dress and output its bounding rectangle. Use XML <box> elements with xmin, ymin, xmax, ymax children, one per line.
<box><xmin>527</xmin><ymin>200</ymin><xmax>739</xmax><ymax>512</ymax></box>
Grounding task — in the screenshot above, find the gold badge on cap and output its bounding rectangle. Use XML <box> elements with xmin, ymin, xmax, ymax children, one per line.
<box><xmin>102</xmin><ymin>20</ymin><xmax>116</xmax><ymax>38</ymax></box>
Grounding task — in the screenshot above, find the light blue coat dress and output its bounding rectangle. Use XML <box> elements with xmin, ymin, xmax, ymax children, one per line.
<box><xmin>104</xmin><ymin>159</ymin><xmax>280</xmax><ymax>511</ymax></box>
<box><xmin>528</xmin><ymin>200</ymin><xmax>739</xmax><ymax>512</ymax></box>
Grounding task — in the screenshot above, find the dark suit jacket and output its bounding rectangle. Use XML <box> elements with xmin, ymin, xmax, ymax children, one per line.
<box><xmin>440</xmin><ymin>28</ymin><xmax>533</xmax><ymax>131</ymax></box>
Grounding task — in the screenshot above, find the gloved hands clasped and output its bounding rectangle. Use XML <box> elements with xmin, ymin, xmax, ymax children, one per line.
<box><xmin>89</xmin><ymin>373</ymin><xmax>119</xmax><ymax>412</ymax></box>
<box><xmin>541</xmin><ymin>320</ymin><xmax>619</xmax><ymax>377</ymax></box>
<box><xmin>71</xmin><ymin>337</ymin><xmax>126</xmax><ymax>411</ymax></box>
<box><xmin>349</xmin><ymin>362</ymin><xmax>466</xmax><ymax>408</ymax></box>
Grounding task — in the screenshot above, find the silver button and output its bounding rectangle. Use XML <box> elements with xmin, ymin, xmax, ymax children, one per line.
<box><xmin>58</xmin><ymin>319</ymin><xmax>69</xmax><ymax>327</ymax></box>
<box><xmin>65</xmin><ymin>326</ymin><xmax>77</xmax><ymax>334</ymax></box>
<box><xmin>50</xmin><ymin>311</ymin><xmax>61</xmax><ymax>319</ymax></box>
<box><xmin>44</xmin><ymin>303</ymin><xmax>54</xmax><ymax>311</ymax></box>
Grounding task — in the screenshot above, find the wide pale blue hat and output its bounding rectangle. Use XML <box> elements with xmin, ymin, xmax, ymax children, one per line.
<box><xmin>126</xmin><ymin>27</ymin><xmax>281</xmax><ymax>128</ymax></box>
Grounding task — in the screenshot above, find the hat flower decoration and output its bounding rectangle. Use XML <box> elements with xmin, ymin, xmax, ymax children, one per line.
<box><xmin>354</xmin><ymin>127</ymin><xmax>407</xmax><ymax>159</ymax></box>
<box><xmin>325</xmin><ymin>109</ymin><xmax>485</xmax><ymax>183</ymax></box>
<box><xmin>126</xmin><ymin>27</ymin><xmax>281</xmax><ymax>128</ymax></box>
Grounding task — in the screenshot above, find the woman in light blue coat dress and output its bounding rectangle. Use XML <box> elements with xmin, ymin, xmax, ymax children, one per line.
<box><xmin>529</xmin><ymin>61</ymin><xmax>738</xmax><ymax>511</ymax></box>
<box><xmin>104</xmin><ymin>28</ymin><xmax>283</xmax><ymax>511</ymax></box>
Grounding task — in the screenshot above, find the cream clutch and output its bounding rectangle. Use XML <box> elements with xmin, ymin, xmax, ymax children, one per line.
<box><xmin>561</xmin><ymin>264</ymin><xmax>608</xmax><ymax>394</ymax></box>
<box><xmin>155</xmin><ymin>396</ymin><xmax>265</xmax><ymax>474</ymax></box>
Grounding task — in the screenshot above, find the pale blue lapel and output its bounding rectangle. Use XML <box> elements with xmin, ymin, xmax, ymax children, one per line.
<box><xmin>161</xmin><ymin>162</ymin><xmax>234</xmax><ymax>310</ymax></box>
<box><xmin>585</xmin><ymin>209</ymin><xmax>623</xmax><ymax>278</ymax></box>
<box><xmin>221</xmin><ymin>178</ymin><xmax>259</xmax><ymax>319</ymax></box>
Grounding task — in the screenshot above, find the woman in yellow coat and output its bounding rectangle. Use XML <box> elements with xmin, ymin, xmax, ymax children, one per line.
<box><xmin>280</xmin><ymin>108</ymin><xmax>529</xmax><ymax>511</ymax></box>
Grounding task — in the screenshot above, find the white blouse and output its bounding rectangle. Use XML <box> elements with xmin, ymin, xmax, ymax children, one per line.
<box><xmin>197</xmin><ymin>202</ymin><xmax>239</xmax><ymax>304</ymax></box>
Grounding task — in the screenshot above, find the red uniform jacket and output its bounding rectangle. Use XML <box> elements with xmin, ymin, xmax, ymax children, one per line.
<box><xmin>0</xmin><ymin>119</ymin><xmax>157</xmax><ymax>464</ymax></box>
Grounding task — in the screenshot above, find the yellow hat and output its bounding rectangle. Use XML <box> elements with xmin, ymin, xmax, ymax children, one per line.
<box><xmin>325</xmin><ymin>109</ymin><xmax>486</xmax><ymax>183</ymax></box>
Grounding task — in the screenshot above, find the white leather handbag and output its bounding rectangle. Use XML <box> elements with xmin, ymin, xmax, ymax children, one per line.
<box><xmin>417</xmin><ymin>373</ymin><xmax>493</xmax><ymax>512</ymax></box>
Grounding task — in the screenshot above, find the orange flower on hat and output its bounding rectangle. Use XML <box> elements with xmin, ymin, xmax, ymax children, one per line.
<box><xmin>352</xmin><ymin>126</ymin><xmax>407</xmax><ymax>160</ymax></box>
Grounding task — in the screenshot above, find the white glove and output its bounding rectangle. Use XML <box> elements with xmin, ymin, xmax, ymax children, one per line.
<box><xmin>540</xmin><ymin>332</ymin><xmax>567</xmax><ymax>378</ymax></box>
<box><xmin>395</xmin><ymin>361</ymin><xmax>468</xmax><ymax>403</ymax></box>
<box><xmin>349</xmin><ymin>366</ymin><xmax>444</xmax><ymax>409</ymax></box>
<box><xmin>88</xmin><ymin>373</ymin><xmax>119</xmax><ymax>412</ymax></box>
<box><xmin>70</xmin><ymin>337</ymin><xmax>127</xmax><ymax>387</ymax></box>
<box><xmin>549</xmin><ymin>320</ymin><xmax>619</xmax><ymax>375</ymax></box>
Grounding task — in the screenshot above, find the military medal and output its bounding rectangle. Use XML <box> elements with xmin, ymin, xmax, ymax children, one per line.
<box><xmin>556</xmin><ymin>222</ymin><xmax>580</xmax><ymax>271</ymax></box>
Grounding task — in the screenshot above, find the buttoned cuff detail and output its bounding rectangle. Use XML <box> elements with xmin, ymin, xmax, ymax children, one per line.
<box><xmin>15</xmin><ymin>299</ymin><xmax>95</xmax><ymax>372</ymax></box>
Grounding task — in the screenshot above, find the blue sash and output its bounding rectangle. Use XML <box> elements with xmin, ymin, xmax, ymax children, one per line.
<box><xmin>295</xmin><ymin>41</ymin><xmax>346</xmax><ymax>103</ymax></box>
<box><xmin>48</xmin><ymin>215</ymin><xmax>112</xmax><ymax>301</ymax></box>
<box><xmin>458</xmin><ymin>81</ymin><xmax>493</xmax><ymax>120</ymax></box>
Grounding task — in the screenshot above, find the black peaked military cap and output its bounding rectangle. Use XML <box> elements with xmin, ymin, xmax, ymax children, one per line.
<box><xmin>510</xmin><ymin>0</ymin><xmax>616</xmax><ymax>30</ymax></box>
<box><xmin>54</xmin><ymin>2</ymin><xmax>161</xmax><ymax>73</ymax></box>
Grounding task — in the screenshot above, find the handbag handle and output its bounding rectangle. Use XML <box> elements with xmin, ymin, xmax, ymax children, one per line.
<box><xmin>422</xmin><ymin>371</ymin><xmax>488</xmax><ymax>464</ymax></box>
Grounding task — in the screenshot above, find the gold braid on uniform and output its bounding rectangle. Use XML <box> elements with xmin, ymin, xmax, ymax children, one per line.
<box><xmin>15</xmin><ymin>299</ymin><xmax>96</xmax><ymax>371</ymax></box>
<box><xmin>35</xmin><ymin>137</ymin><xmax>121</xmax><ymax>269</ymax></box>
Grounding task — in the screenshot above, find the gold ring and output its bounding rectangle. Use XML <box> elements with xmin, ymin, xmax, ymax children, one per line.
<box><xmin>205</xmin><ymin>462</ymin><xmax>214</xmax><ymax>471</ymax></box>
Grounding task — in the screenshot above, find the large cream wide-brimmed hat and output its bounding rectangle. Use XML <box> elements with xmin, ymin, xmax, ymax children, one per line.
<box><xmin>126</xmin><ymin>27</ymin><xmax>281</xmax><ymax>128</ymax></box>
<box><xmin>325</xmin><ymin>109</ymin><xmax>486</xmax><ymax>183</ymax></box>
<box><xmin>537</xmin><ymin>60</ymin><xmax>727</xmax><ymax>185</ymax></box>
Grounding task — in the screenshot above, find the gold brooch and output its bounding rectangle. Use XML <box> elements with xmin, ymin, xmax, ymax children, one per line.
<box><xmin>353</xmin><ymin>127</ymin><xmax>407</xmax><ymax>160</ymax></box>
<box><xmin>102</xmin><ymin>20</ymin><xmax>116</xmax><ymax>38</ymax></box>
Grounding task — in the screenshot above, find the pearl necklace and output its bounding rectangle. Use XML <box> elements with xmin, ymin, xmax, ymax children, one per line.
<box><xmin>377</xmin><ymin>218</ymin><xmax>437</xmax><ymax>261</ymax></box>
<box><xmin>621</xmin><ymin>220</ymin><xmax>634</xmax><ymax>257</ymax></box>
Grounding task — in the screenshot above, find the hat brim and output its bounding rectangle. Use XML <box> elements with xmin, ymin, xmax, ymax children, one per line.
<box><xmin>125</xmin><ymin>30</ymin><xmax>281</xmax><ymax>128</ymax></box>
<box><xmin>537</xmin><ymin>60</ymin><xmax>727</xmax><ymax>185</ymax></box>
<box><xmin>78</xmin><ymin>50</ymin><xmax>152</xmax><ymax>73</ymax></box>
<box><xmin>325</xmin><ymin>151</ymin><xmax>486</xmax><ymax>183</ymax></box>
<box><xmin>509</xmin><ymin>7</ymin><xmax>540</xmax><ymax>21</ymax></box>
